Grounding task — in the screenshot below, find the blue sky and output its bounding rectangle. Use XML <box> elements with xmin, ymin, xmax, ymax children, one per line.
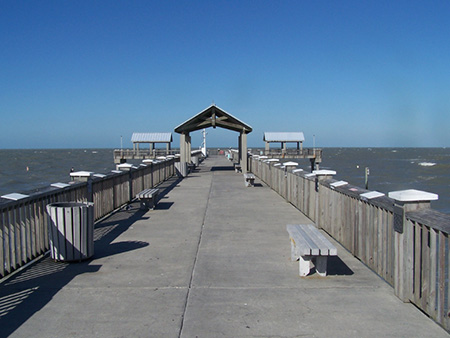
<box><xmin>1</xmin><ymin>1</ymin><xmax>449</xmax><ymax>149</ymax></box>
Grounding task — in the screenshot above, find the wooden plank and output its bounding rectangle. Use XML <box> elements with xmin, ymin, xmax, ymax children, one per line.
<box><xmin>447</xmin><ymin>235</ymin><xmax>450</xmax><ymax>331</ymax></box>
<box><xmin>4</xmin><ymin>208</ymin><xmax>11</xmax><ymax>274</ymax></box>
<box><xmin>24</xmin><ymin>202</ymin><xmax>32</xmax><ymax>261</ymax></box>
<box><xmin>9</xmin><ymin>207</ymin><xmax>17</xmax><ymax>270</ymax></box>
<box><xmin>413</xmin><ymin>223</ymin><xmax>421</xmax><ymax>304</ymax></box>
<box><xmin>437</xmin><ymin>232</ymin><xmax>446</xmax><ymax>325</ymax></box>
<box><xmin>15</xmin><ymin>206</ymin><xmax>24</xmax><ymax>266</ymax></box>
<box><xmin>428</xmin><ymin>227</ymin><xmax>437</xmax><ymax>320</ymax></box>
<box><xmin>421</xmin><ymin>226</ymin><xmax>430</xmax><ymax>313</ymax></box>
<box><xmin>30</xmin><ymin>202</ymin><xmax>37</xmax><ymax>259</ymax></box>
<box><xmin>0</xmin><ymin>209</ymin><xmax>5</xmax><ymax>276</ymax></box>
<box><xmin>376</xmin><ymin>207</ymin><xmax>383</xmax><ymax>277</ymax></box>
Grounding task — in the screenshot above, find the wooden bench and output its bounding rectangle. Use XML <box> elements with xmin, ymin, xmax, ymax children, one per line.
<box><xmin>244</xmin><ymin>173</ymin><xmax>255</xmax><ymax>187</ymax></box>
<box><xmin>136</xmin><ymin>188</ymin><xmax>160</xmax><ymax>210</ymax></box>
<box><xmin>286</xmin><ymin>224</ymin><xmax>337</xmax><ymax>277</ymax></box>
<box><xmin>234</xmin><ymin>163</ymin><xmax>242</xmax><ymax>173</ymax></box>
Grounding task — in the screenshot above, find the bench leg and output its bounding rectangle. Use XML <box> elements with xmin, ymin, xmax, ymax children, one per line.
<box><xmin>299</xmin><ymin>256</ymin><xmax>313</xmax><ymax>277</ymax></box>
<box><xmin>140</xmin><ymin>200</ymin><xmax>148</xmax><ymax>210</ymax></box>
<box><xmin>314</xmin><ymin>256</ymin><xmax>328</xmax><ymax>277</ymax></box>
<box><xmin>140</xmin><ymin>198</ymin><xmax>155</xmax><ymax>210</ymax></box>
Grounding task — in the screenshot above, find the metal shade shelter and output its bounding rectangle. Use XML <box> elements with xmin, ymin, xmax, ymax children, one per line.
<box><xmin>131</xmin><ymin>132</ymin><xmax>173</xmax><ymax>151</ymax></box>
<box><xmin>174</xmin><ymin>105</ymin><xmax>252</xmax><ymax>176</ymax></box>
<box><xmin>263</xmin><ymin>132</ymin><xmax>304</xmax><ymax>152</ymax></box>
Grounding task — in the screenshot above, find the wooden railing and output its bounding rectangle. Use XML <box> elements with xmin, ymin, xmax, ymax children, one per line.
<box><xmin>0</xmin><ymin>159</ymin><xmax>175</xmax><ymax>279</ymax></box>
<box><xmin>250</xmin><ymin>156</ymin><xmax>450</xmax><ymax>331</ymax></box>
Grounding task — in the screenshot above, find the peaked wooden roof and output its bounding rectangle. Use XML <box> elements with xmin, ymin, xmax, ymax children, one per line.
<box><xmin>174</xmin><ymin>105</ymin><xmax>252</xmax><ymax>134</ymax></box>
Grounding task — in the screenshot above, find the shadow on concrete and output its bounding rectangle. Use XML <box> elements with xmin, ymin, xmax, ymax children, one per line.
<box><xmin>0</xmin><ymin>256</ymin><xmax>101</xmax><ymax>337</ymax></box>
<box><xmin>0</xmin><ymin>174</ymin><xmax>183</xmax><ymax>337</ymax></box>
<box><xmin>156</xmin><ymin>201</ymin><xmax>175</xmax><ymax>210</ymax></box>
<box><xmin>325</xmin><ymin>256</ymin><xmax>354</xmax><ymax>276</ymax></box>
<box><xmin>94</xmin><ymin>240</ymin><xmax>149</xmax><ymax>259</ymax></box>
<box><xmin>210</xmin><ymin>166</ymin><xmax>235</xmax><ymax>171</ymax></box>
<box><xmin>157</xmin><ymin>175</ymin><xmax>184</xmax><ymax>200</ymax></box>
<box><xmin>0</xmin><ymin>205</ymin><xmax>149</xmax><ymax>337</ymax></box>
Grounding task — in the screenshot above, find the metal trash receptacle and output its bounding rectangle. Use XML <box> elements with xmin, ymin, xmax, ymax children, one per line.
<box><xmin>46</xmin><ymin>202</ymin><xmax>94</xmax><ymax>262</ymax></box>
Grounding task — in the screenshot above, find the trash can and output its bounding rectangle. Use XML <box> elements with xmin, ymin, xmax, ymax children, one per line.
<box><xmin>46</xmin><ymin>202</ymin><xmax>94</xmax><ymax>262</ymax></box>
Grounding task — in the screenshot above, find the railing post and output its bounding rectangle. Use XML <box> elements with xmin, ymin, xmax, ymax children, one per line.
<box><xmin>388</xmin><ymin>189</ymin><xmax>438</xmax><ymax>302</ymax></box>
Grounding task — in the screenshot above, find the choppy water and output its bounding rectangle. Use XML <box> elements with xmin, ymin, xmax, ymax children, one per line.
<box><xmin>0</xmin><ymin>148</ymin><xmax>449</xmax><ymax>214</ymax></box>
<box><xmin>0</xmin><ymin>149</ymin><xmax>115</xmax><ymax>196</ymax></box>
<box><xmin>319</xmin><ymin>148</ymin><xmax>450</xmax><ymax>214</ymax></box>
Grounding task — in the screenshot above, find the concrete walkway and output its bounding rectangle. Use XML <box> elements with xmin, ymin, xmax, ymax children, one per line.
<box><xmin>1</xmin><ymin>156</ymin><xmax>448</xmax><ymax>337</ymax></box>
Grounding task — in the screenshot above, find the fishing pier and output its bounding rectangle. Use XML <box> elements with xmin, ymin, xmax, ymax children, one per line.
<box><xmin>1</xmin><ymin>154</ymin><xmax>449</xmax><ymax>337</ymax></box>
<box><xmin>1</xmin><ymin>105</ymin><xmax>449</xmax><ymax>336</ymax></box>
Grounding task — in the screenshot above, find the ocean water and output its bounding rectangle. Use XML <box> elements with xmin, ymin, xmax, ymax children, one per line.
<box><xmin>0</xmin><ymin>148</ymin><xmax>449</xmax><ymax>214</ymax></box>
<box><xmin>317</xmin><ymin>148</ymin><xmax>450</xmax><ymax>214</ymax></box>
<box><xmin>0</xmin><ymin>149</ymin><xmax>116</xmax><ymax>196</ymax></box>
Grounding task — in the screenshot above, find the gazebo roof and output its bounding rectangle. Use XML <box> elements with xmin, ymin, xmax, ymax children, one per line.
<box><xmin>174</xmin><ymin>105</ymin><xmax>252</xmax><ymax>134</ymax></box>
<box><xmin>263</xmin><ymin>132</ymin><xmax>305</xmax><ymax>142</ymax></box>
<box><xmin>131</xmin><ymin>133</ymin><xmax>173</xmax><ymax>143</ymax></box>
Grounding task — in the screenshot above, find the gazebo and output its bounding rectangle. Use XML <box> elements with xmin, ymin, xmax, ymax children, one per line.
<box><xmin>175</xmin><ymin>105</ymin><xmax>252</xmax><ymax>176</ymax></box>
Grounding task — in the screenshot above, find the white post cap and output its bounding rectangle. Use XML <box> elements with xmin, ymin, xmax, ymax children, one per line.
<box><xmin>1</xmin><ymin>193</ymin><xmax>29</xmax><ymax>200</ymax></box>
<box><xmin>360</xmin><ymin>191</ymin><xmax>385</xmax><ymax>200</ymax></box>
<box><xmin>51</xmin><ymin>182</ymin><xmax>71</xmax><ymax>188</ymax></box>
<box><xmin>330</xmin><ymin>180</ymin><xmax>348</xmax><ymax>188</ymax></box>
<box><xmin>70</xmin><ymin>171</ymin><xmax>93</xmax><ymax>178</ymax></box>
<box><xmin>313</xmin><ymin>170</ymin><xmax>337</xmax><ymax>176</ymax></box>
<box><xmin>388</xmin><ymin>189</ymin><xmax>438</xmax><ymax>202</ymax></box>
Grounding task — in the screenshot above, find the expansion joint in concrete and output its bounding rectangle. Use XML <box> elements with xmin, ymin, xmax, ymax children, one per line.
<box><xmin>177</xmin><ymin>174</ymin><xmax>213</xmax><ymax>338</ymax></box>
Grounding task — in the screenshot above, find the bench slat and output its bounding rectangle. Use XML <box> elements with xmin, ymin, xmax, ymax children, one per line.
<box><xmin>287</xmin><ymin>224</ymin><xmax>337</xmax><ymax>256</ymax></box>
<box><xmin>295</xmin><ymin>225</ymin><xmax>320</xmax><ymax>256</ymax></box>
<box><xmin>287</xmin><ymin>225</ymin><xmax>315</xmax><ymax>256</ymax></box>
<box><xmin>136</xmin><ymin>188</ymin><xmax>159</xmax><ymax>199</ymax></box>
<box><xmin>302</xmin><ymin>224</ymin><xmax>337</xmax><ymax>256</ymax></box>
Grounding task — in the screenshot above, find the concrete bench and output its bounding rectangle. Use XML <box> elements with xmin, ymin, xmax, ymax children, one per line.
<box><xmin>136</xmin><ymin>188</ymin><xmax>160</xmax><ymax>210</ymax></box>
<box><xmin>244</xmin><ymin>173</ymin><xmax>255</xmax><ymax>187</ymax></box>
<box><xmin>234</xmin><ymin>163</ymin><xmax>242</xmax><ymax>173</ymax></box>
<box><xmin>286</xmin><ymin>224</ymin><xmax>337</xmax><ymax>277</ymax></box>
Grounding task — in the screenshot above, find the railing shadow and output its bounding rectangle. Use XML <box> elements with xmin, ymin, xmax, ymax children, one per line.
<box><xmin>0</xmin><ymin>174</ymin><xmax>183</xmax><ymax>336</ymax></box>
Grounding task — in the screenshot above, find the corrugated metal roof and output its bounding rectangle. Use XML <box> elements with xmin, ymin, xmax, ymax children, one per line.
<box><xmin>131</xmin><ymin>133</ymin><xmax>173</xmax><ymax>143</ymax></box>
<box><xmin>263</xmin><ymin>132</ymin><xmax>305</xmax><ymax>142</ymax></box>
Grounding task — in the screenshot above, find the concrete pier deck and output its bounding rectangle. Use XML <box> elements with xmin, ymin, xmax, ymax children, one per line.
<box><xmin>1</xmin><ymin>156</ymin><xmax>447</xmax><ymax>337</ymax></box>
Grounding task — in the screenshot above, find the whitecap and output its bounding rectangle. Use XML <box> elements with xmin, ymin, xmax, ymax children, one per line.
<box><xmin>418</xmin><ymin>162</ymin><xmax>437</xmax><ymax>167</ymax></box>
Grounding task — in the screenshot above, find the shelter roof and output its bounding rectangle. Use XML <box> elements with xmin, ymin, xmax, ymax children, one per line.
<box><xmin>263</xmin><ymin>132</ymin><xmax>305</xmax><ymax>142</ymax></box>
<box><xmin>131</xmin><ymin>133</ymin><xmax>173</xmax><ymax>143</ymax></box>
<box><xmin>174</xmin><ymin>105</ymin><xmax>252</xmax><ymax>134</ymax></box>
